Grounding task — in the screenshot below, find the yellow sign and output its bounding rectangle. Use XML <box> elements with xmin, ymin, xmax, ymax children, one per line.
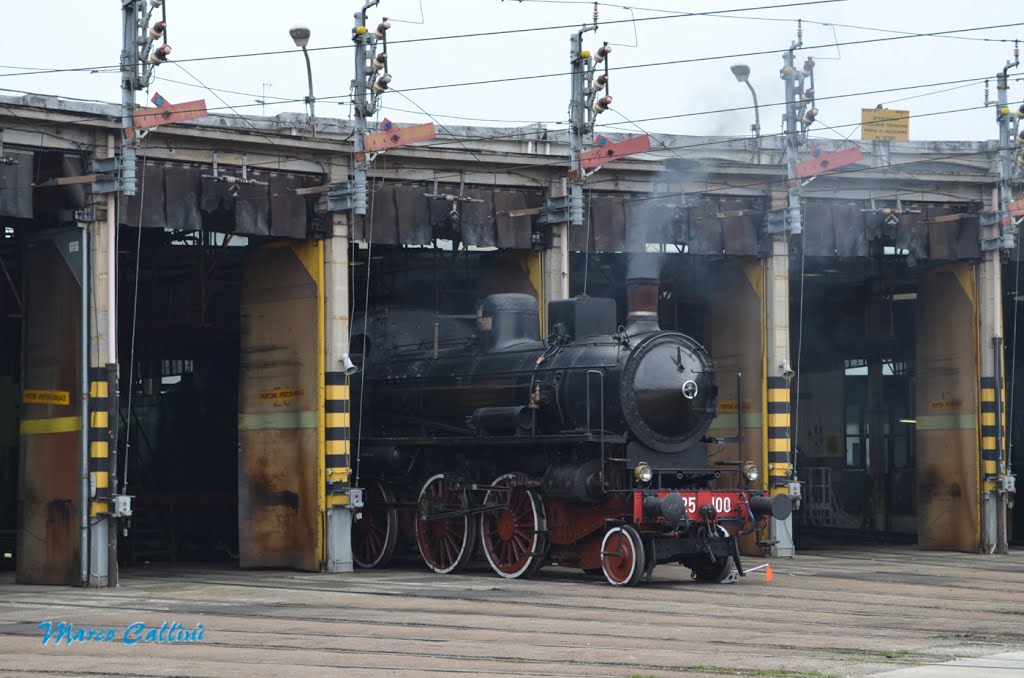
<box><xmin>259</xmin><ymin>387</ymin><xmax>305</xmax><ymax>402</ymax></box>
<box><xmin>719</xmin><ymin>400</ymin><xmax>755</xmax><ymax>413</ymax></box>
<box><xmin>930</xmin><ymin>398</ymin><xmax>963</xmax><ymax>411</ymax></box>
<box><xmin>862</xmin><ymin>108</ymin><xmax>909</xmax><ymax>142</ymax></box>
<box><xmin>23</xmin><ymin>390</ymin><xmax>71</xmax><ymax>406</ymax></box>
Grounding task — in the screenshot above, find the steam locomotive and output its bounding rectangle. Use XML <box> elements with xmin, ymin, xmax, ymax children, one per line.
<box><xmin>350</xmin><ymin>256</ymin><xmax>790</xmax><ymax>586</ymax></box>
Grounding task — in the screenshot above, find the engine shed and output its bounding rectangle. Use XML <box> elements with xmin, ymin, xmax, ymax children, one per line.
<box><xmin>0</xmin><ymin>93</ymin><xmax>1016</xmax><ymax>587</ymax></box>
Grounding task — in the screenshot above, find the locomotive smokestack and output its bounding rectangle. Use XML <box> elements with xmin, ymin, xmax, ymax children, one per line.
<box><xmin>625</xmin><ymin>253</ymin><xmax>661</xmax><ymax>335</ymax></box>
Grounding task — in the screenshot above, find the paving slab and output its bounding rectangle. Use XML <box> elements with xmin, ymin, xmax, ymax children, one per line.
<box><xmin>0</xmin><ymin>546</ymin><xmax>1021</xmax><ymax>677</ymax></box>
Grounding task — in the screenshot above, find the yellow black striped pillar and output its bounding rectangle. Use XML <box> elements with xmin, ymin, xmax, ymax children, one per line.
<box><xmin>88</xmin><ymin>368</ymin><xmax>112</xmax><ymax>517</ymax></box>
<box><xmin>980</xmin><ymin>376</ymin><xmax>1004</xmax><ymax>493</ymax></box>
<box><xmin>767</xmin><ymin>375</ymin><xmax>793</xmax><ymax>495</ymax></box>
<box><xmin>325</xmin><ymin>372</ymin><xmax>352</xmax><ymax>507</ymax></box>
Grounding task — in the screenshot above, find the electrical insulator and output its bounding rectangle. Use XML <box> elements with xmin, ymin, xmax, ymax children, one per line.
<box><xmin>1018</xmin><ymin>103</ymin><xmax>1024</xmax><ymax>118</ymax></box>
<box><xmin>149</xmin><ymin>0</ymin><xmax>163</xmax><ymax>7</ymax></box>
<box><xmin>1017</xmin><ymin>130</ymin><xmax>1024</xmax><ymax>145</ymax></box>
<box><xmin>803</xmin><ymin>58</ymin><xmax>815</xmax><ymax>72</ymax></box>
<box><xmin>372</xmin><ymin>73</ymin><xmax>392</xmax><ymax>94</ymax></box>
<box><xmin>593</xmin><ymin>5</ymin><xmax>599</xmax><ymax>22</ymax></box>
<box><xmin>148</xmin><ymin>44</ymin><xmax>172</xmax><ymax>65</ymax></box>
<box><xmin>373</xmin><ymin>52</ymin><xmax>387</xmax><ymax>71</ymax></box>
<box><xmin>594</xmin><ymin>96</ymin><xmax>612</xmax><ymax>114</ymax></box>
<box><xmin>801</xmin><ymin>87</ymin><xmax>815</xmax><ymax>103</ymax></box>
<box><xmin>375</xmin><ymin>21</ymin><xmax>391</xmax><ymax>39</ymax></box>
<box><xmin>593</xmin><ymin>74</ymin><xmax>608</xmax><ymax>91</ymax></box>
<box><xmin>801</xmin><ymin>107</ymin><xmax>818</xmax><ymax>126</ymax></box>
<box><xmin>594</xmin><ymin>44</ymin><xmax>611</xmax><ymax>63</ymax></box>
<box><xmin>797</xmin><ymin>19</ymin><xmax>803</xmax><ymax>42</ymax></box>
<box><xmin>149</xmin><ymin>20</ymin><xmax>166</xmax><ymax>40</ymax></box>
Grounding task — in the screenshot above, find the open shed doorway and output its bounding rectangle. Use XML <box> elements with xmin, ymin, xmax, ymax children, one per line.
<box><xmin>117</xmin><ymin>230</ymin><xmax>244</xmax><ymax>569</ymax></box>
<box><xmin>791</xmin><ymin>258</ymin><xmax>919</xmax><ymax>548</ymax></box>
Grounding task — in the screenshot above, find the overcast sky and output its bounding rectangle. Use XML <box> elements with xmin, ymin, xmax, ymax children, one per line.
<box><xmin>1</xmin><ymin>1</ymin><xmax>1020</xmax><ymax>143</ymax></box>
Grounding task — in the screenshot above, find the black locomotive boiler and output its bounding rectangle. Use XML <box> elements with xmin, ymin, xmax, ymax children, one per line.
<box><xmin>351</xmin><ymin>257</ymin><xmax>790</xmax><ymax>586</ymax></box>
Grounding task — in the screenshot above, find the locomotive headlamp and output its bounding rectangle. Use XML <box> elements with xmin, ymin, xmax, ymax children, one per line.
<box><xmin>743</xmin><ymin>463</ymin><xmax>760</xmax><ymax>482</ymax></box>
<box><xmin>634</xmin><ymin>462</ymin><xmax>654</xmax><ymax>484</ymax></box>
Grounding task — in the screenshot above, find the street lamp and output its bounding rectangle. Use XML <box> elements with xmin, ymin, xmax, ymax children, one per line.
<box><xmin>730</xmin><ymin>64</ymin><xmax>761</xmax><ymax>150</ymax></box>
<box><xmin>289</xmin><ymin>24</ymin><xmax>316</xmax><ymax>135</ymax></box>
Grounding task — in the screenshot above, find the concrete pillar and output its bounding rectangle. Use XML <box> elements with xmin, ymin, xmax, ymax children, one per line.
<box><xmin>324</xmin><ymin>164</ymin><xmax>354</xmax><ymax>573</ymax></box>
<box><xmin>765</xmin><ymin>235</ymin><xmax>795</xmax><ymax>557</ymax></box>
<box><xmin>544</xmin><ymin>179</ymin><xmax>569</xmax><ymax>304</ymax></box>
<box><xmin>84</xmin><ymin>136</ymin><xmax>118</xmax><ymax>587</ymax></box>
<box><xmin>978</xmin><ymin>225</ymin><xmax>1006</xmax><ymax>553</ymax></box>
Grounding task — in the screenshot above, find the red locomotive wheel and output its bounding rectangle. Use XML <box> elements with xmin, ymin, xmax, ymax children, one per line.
<box><xmin>480</xmin><ymin>474</ymin><xmax>547</xmax><ymax>579</ymax></box>
<box><xmin>352</xmin><ymin>482</ymin><xmax>398</xmax><ymax>569</ymax></box>
<box><xmin>600</xmin><ymin>525</ymin><xmax>645</xmax><ymax>587</ymax></box>
<box><xmin>415</xmin><ymin>474</ymin><xmax>477</xmax><ymax>574</ymax></box>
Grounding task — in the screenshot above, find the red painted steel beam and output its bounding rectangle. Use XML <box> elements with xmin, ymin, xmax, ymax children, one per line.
<box><xmin>794</xmin><ymin>145</ymin><xmax>864</xmax><ymax>179</ymax></box>
<box><xmin>127</xmin><ymin>93</ymin><xmax>208</xmax><ymax>138</ymax></box>
<box><xmin>573</xmin><ymin>135</ymin><xmax>651</xmax><ymax>176</ymax></box>
<box><xmin>364</xmin><ymin>118</ymin><xmax>437</xmax><ymax>153</ymax></box>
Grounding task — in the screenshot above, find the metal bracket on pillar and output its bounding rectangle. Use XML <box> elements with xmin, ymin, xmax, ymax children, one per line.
<box><xmin>979</xmin><ymin>210</ymin><xmax>1019</xmax><ymax>250</ymax></box>
<box><xmin>764</xmin><ymin>208</ymin><xmax>789</xmax><ymax>235</ymax></box>
<box><xmin>538</xmin><ymin>195</ymin><xmax>571</xmax><ymax>225</ymax></box>
<box><xmin>328</xmin><ymin>485</ymin><xmax>365</xmax><ymax>508</ymax></box>
<box><xmin>90</xmin><ymin>157</ymin><xmax>121</xmax><ymax>194</ymax></box>
<box><xmin>327</xmin><ymin>182</ymin><xmax>357</xmax><ymax>213</ymax></box>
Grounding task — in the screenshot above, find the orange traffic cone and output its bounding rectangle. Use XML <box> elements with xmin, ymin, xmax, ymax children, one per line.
<box><xmin>765</xmin><ymin>565</ymin><xmax>774</xmax><ymax>583</ymax></box>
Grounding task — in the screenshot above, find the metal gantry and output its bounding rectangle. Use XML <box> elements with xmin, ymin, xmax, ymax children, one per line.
<box><xmin>350</xmin><ymin>1</ymin><xmax>391</xmax><ymax>216</ymax></box>
<box><xmin>776</xmin><ymin>22</ymin><xmax>818</xmax><ymax>236</ymax></box>
<box><xmin>567</xmin><ymin>11</ymin><xmax>612</xmax><ymax>227</ymax></box>
<box><xmin>119</xmin><ymin>0</ymin><xmax>171</xmax><ymax>196</ymax></box>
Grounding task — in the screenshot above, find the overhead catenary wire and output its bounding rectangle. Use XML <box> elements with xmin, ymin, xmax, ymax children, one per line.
<box><xmin>0</xmin><ymin>0</ymin><xmax>848</xmax><ymax>79</ymax></box>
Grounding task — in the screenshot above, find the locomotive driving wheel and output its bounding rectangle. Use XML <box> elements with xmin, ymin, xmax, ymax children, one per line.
<box><xmin>480</xmin><ymin>473</ymin><xmax>548</xmax><ymax>579</ymax></box>
<box><xmin>600</xmin><ymin>524</ymin><xmax>645</xmax><ymax>587</ymax></box>
<box><xmin>352</xmin><ymin>482</ymin><xmax>398</xmax><ymax>569</ymax></box>
<box><xmin>415</xmin><ymin>474</ymin><xmax>477</xmax><ymax>574</ymax></box>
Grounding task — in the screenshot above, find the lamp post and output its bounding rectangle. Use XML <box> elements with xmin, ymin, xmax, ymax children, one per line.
<box><xmin>289</xmin><ymin>24</ymin><xmax>316</xmax><ymax>135</ymax></box>
<box><xmin>730</xmin><ymin>63</ymin><xmax>760</xmax><ymax>161</ymax></box>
